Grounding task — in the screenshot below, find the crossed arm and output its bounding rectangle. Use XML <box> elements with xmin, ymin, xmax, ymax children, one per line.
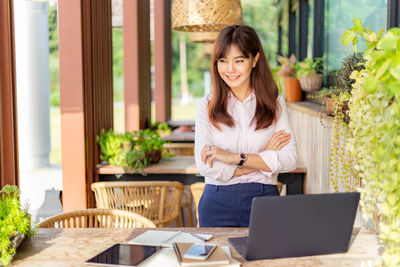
<box><xmin>200</xmin><ymin>130</ymin><xmax>291</xmax><ymax>176</ymax></box>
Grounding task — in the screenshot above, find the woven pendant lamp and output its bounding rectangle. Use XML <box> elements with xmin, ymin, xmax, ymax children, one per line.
<box><xmin>172</xmin><ymin>0</ymin><xmax>242</xmax><ymax>32</ymax></box>
<box><xmin>190</xmin><ymin>31</ymin><xmax>219</xmax><ymax>43</ymax></box>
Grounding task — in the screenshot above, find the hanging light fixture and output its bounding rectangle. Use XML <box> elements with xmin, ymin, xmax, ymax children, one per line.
<box><xmin>172</xmin><ymin>0</ymin><xmax>242</xmax><ymax>32</ymax></box>
<box><xmin>190</xmin><ymin>31</ymin><xmax>219</xmax><ymax>43</ymax></box>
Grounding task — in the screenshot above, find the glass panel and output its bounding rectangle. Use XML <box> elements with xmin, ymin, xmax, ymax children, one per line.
<box><xmin>112</xmin><ymin>27</ymin><xmax>125</xmax><ymax>133</ymax></box>
<box><xmin>242</xmin><ymin>0</ymin><xmax>279</xmax><ymax>67</ymax></box>
<box><xmin>281</xmin><ymin>2</ymin><xmax>289</xmax><ymax>57</ymax></box>
<box><xmin>324</xmin><ymin>0</ymin><xmax>387</xmax><ymax>72</ymax></box>
<box><xmin>170</xmin><ymin>31</ymin><xmax>209</xmax><ymax>121</ymax></box>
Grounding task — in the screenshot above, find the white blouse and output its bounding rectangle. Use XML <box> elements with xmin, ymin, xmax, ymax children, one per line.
<box><xmin>195</xmin><ymin>91</ymin><xmax>298</xmax><ymax>185</ymax></box>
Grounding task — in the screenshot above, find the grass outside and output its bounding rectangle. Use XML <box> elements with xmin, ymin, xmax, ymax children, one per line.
<box><xmin>50</xmin><ymin>99</ymin><xmax>199</xmax><ymax>164</ymax></box>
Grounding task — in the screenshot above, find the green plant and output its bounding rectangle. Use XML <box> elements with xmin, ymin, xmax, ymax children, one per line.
<box><xmin>335</xmin><ymin>52</ymin><xmax>365</xmax><ymax>93</ymax></box>
<box><xmin>97</xmin><ymin>126</ymin><xmax>173</xmax><ymax>174</ymax></box>
<box><xmin>343</xmin><ymin>18</ymin><xmax>400</xmax><ymax>266</ymax></box>
<box><xmin>133</xmin><ymin>127</ymin><xmax>172</xmax><ymax>158</ymax></box>
<box><xmin>328</xmin><ymin>91</ymin><xmax>356</xmax><ymax>192</ymax></box>
<box><xmin>296</xmin><ymin>57</ymin><xmax>323</xmax><ymax>78</ymax></box>
<box><xmin>277</xmin><ymin>54</ymin><xmax>297</xmax><ymax>78</ymax></box>
<box><xmin>318</xmin><ymin>54</ymin><xmax>362</xmax><ymax>193</ymax></box>
<box><xmin>97</xmin><ymin>129</ymin><xmax>134</xmax><ymax>164</ymax></box>
<box><xmin>0</xmin><ymin>185</ymin><xmax>35</xmax><ymax>266</ymax></box>
<box><xmin>97</xmin><ymin>129</ymin><xmax>147</xmax><ymax>173</ymax></box>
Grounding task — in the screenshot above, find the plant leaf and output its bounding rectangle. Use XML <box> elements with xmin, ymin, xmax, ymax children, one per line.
<box><xmin>377</xmin><ymin>31</ymin><xmax>399</xmax><ymax>51</ymax></box>
<box><xmin>342</xmin><ymin>30</ymin><xmax>355</xmax><ymax>45</ymax></box>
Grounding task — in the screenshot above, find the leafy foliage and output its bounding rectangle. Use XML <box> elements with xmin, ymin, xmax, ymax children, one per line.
<box><xmin>0</xmin><ymin>186</ymin><xmax>35</xmax><ymax>266</ymax></box>
<box><xmin>336</xmin><ymin>52</ymin><xmax>365</xmax><ymax>92</ymax></box>
<box><xmin>48</xmin><ymin>6</ymin><xmax>60</xmax><ymax>106</ymax></box>
<box><xmin>328</xmin><ymin>91</ymin><xmax>357</xmax><ymax>192</ymax></box>
<box><xmin>97</xmin><ymin>125</ymin><xmax>173</xmax><ymax>174</ymax></box>
<box><xmin>277</xmin><ymin>54</ymin><xmax>297</xmax><ymax>78</ymax></box>
<box><xmin>48</xmin><ymin>6</ymin><xmax>58</xmax><ymax>54</ymax></box>
<box><xmin>296</xmin><ymin>57</ymin><xmax>323</xmax><ymax>77</ymax></box>
<box><xmin>343</xmin><ymin>18</ymin><xmax>400</xmax><ymax>266</ymax></box>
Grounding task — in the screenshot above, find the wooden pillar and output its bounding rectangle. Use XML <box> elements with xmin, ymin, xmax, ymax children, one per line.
<box><xmin>154</xmin><ymin>0</ymin><xmax>172</xmax><ymax>123</ymax></box>
<box><xmin>58</xmin><ymin>0</ymin><xmax>113</xmax><ymax>210</ymax></box>
<box><xmin>0</xmin><ymin>0</ymin><xmax>19</xmax><ymax>188</ymax></box>
<box><xmin>124</xmin><ymin>0</ymin><xmax>151</xmax><ymax>131</ymax></box>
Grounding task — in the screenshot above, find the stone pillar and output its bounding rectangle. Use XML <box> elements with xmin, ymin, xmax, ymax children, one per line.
<box><xmin>13</xmin><ymin>0</ymin><xmax>50</xmax><ymax>171</ymax></box>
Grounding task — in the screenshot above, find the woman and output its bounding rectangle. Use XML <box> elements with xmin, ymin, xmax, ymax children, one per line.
<box><xmin>195</xmin><ymin>25</ymin><xmax>297</xmax><ymax>227</ymax></box>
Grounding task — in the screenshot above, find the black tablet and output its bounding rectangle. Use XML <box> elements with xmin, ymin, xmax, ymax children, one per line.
<box><xmin>85</xmin><ymin>243</ymin><xmax>161</xmax><ymax>266</ymax></box>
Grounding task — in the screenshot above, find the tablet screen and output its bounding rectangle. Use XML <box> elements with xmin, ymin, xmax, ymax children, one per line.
<box><xmin>85</xmin><ymin>244</ymin><xmax>161</xmax><ymax>266</ymax></box>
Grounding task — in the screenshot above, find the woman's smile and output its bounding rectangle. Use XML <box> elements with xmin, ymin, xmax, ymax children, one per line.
<box><xmin>217</xmin><ymin>45</ymin><xmax>258</xmax><ymax>94</ymax></box>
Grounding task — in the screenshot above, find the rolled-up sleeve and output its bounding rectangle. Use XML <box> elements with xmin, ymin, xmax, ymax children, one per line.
<box><xmin>195</xmin><ymin>97</ymin><xmax>236</xmax><ymax>182</ymax></box>
<box><xmin>257</xmin><ymin>96</ymin><xmax>298</xmax><ymax>174</ymax></box>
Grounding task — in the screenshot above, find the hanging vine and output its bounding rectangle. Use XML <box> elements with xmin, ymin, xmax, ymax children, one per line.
<box><xmin>329</xmin><ymin>92</ymin><xmax>357</xmax><ymax>192</ymax></box>
<box><xmin>343</xmin><ymin>18</ymin><xmax>400</xmax><ymax>266</ymax></box>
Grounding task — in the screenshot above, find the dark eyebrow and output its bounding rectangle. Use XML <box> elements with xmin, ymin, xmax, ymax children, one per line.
<box><xmin>234</xmin><ymin>56</ymin><xmax>246</xmax><ymax>59</ymax></box>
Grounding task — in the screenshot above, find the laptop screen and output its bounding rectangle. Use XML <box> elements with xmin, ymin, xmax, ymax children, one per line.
<box><xmin>230</xmin><ymin>192</ymin><xmax>360</xmax><ymax>260</ymax></box>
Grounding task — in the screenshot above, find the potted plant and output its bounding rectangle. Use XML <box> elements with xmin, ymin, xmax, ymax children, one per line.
<box><xmin>133</xmin><ymin>127</ymin><xmax>171</xmax><ymax>164</ymax></box>
<box><xmin>318</xmin><ymin>53</ymin><xmax>364</xmax><ymax>117</ymax></box>
<box><xmin>0</xmin><ymin>185</ymin><xmax>35</xmax><ymax>266</ymax></box>
<box><xmin>97</xmin><ymin>124</ymin><xmax>173</xmax><ymax>174</ymax></box>
<box><xmin>318</xmin><ymin>54</ymin><xmax>364</xmax><ymax>193</ymax></box>
<box><xmin>296</xmin><ymin>57</ymin><xmax>324</xmax><ymax>91</ymax></box>
<box><xmin>277</xmin><ymin>54</ymin><xmax>301</xmax><ymax>102</ymax></box>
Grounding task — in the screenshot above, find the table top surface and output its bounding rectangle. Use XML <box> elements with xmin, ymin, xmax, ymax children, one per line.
<box><xmin>96</xmin><ymin>156</ymin><xmax>307</xmax><ymax>175</ymax></box>
<box><xmin>162</xmin><ymin>132</ymin><xmax>195</xmax><ymax>142</ymax></box>
<box><xmin>11</xmin><ymin>227</ymin><xmax>382</xmax><ymax>267</ymax></box>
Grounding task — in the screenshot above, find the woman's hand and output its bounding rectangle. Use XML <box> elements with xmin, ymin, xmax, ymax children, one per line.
<box><xmin>201</xmin><ymin>145</ymin><xmax>237</xmax><ymax>168</ymax></box>
<box><xmin>265</xmin><ymin>130</ymin><xmax>291</xmax><ymax>151</ymax></box>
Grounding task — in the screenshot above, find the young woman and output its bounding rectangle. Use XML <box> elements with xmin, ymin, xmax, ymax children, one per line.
<box><xmin>195</xmin><ymin>25</ymin><xmax>298</xmax><ymax>227</ymax></box>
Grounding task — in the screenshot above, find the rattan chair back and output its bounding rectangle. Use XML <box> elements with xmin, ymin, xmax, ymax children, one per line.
<box><xmin>189</xmin><ymin>182</ymin><xmax>205</xmax><ymax>223</ymax></box>
<box><xmin>36</xmin><ymin>208</ymin><xmax>156</xmax><ymax>228</ymax></box>
<box><xmin>91</xmin><ymin>181</ymin><xmax>184</xmax><ymax>227</ymax></box>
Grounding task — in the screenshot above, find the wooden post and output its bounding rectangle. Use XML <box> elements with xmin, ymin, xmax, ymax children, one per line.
<box><xmin>58</xmin><ymin>0</ymin><xmax>113</xmax><ymax>210</ymax></box>
<box><xmin>124</xmin><ymin>0</ymin><xmax>151</xmax><ymax>130</ymax></box>
<box><xmin>154</xmin><ymin>0</ymin><xmax>172</xmax><ymax>123</ymax></box>
<box><xmin>0</xmin><ymin>0</ymin><xmax>19</xmax><ymax>188</ymax></box>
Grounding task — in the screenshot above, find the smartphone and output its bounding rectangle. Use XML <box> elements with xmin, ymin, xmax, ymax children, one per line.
<box><xmin>183</xmin><ymin>243</ymin><xmax>217</xmax><ymax>260</ymax></box>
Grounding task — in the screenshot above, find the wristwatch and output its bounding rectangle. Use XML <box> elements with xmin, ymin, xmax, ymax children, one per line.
<box><xmin>237</xmin><ymin>153</ymin><xmax>247</xmax><ymax>169</ymax></box>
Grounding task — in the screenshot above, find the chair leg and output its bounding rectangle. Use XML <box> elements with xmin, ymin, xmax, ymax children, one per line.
<box><xmin>187</xmin><ymin>205</ymin><xmax>194</xmax><ymax>227</ymax></box>
<box><xmin>179</xmin><ymin>207</ymin><xmax>185</xmax><ymax>227</ymax></box>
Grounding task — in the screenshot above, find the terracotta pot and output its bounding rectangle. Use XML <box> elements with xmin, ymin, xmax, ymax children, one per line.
<box><xmin>284</xmin><ymin>77</ymin><xmax>302</xmax><ymax>102</ymax></box>
<box><xmin>325</xmin><ymin>97</ymin><xmax>334</xmax><ymax>115</ymax></box>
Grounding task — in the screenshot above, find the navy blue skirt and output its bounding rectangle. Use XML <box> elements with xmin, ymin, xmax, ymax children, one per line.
<box><xmin>198</xmin><ymin>183</ymin><xmax>279</xmax><ymax>227</ymax></box>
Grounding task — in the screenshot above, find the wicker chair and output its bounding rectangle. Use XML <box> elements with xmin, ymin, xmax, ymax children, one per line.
<box><xmin>91</xmin><ymin>181</ymin><xmax>184</xmax><ymax>227</ymax></box>
<box><xmin>179</xmin><ymin>187</ymin><xmax>194</xmax><ymax>227</ymax></box>
<box><xmin>189</xmin><ymin>182</ymin><xmax>205</xmax><ymax>226</ymax></box>
<box><xmin>163</xmin><ymin>143</ymin><xmax>194</xmax><ymax>156</ymax></box>
<box><xmin>36</xmin><ymin>208</ymin><xmax>156</xmax><ymax>228</ymax></box>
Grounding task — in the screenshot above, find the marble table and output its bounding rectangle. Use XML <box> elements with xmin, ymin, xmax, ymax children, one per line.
<box><xmin>12</xmin><ymin>227</ymin><xmax>382</xmax><ymax>266</ymax></box>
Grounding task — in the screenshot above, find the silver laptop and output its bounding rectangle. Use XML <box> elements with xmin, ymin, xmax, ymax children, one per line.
<box><xmin>228</xmin><ymin>192</ymin><xmax>360</xmax><ymax>260</ymax></box>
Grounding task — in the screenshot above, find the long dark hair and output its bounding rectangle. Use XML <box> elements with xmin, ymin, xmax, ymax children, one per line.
<box><xmin>208</xmin><ymin>25</ymin><xmax>279</xmax><ymax>130</ymax></box>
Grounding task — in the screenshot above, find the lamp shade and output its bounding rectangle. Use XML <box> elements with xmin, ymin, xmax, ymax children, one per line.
<box><xmin>172</xmin><ymin>0</ymin><xmax>242</xmax><ymax>32</ymax></box>
<box><xmin>190</xmin><ymin>31</ymin><xmax>219</xmax><ymax>43</ymax></box>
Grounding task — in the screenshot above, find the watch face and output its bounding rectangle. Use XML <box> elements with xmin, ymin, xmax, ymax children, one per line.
<box><xmin>240</xmin><ymin>153</ymin><xmax>247</xmax><ymax>160</ymax></box>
